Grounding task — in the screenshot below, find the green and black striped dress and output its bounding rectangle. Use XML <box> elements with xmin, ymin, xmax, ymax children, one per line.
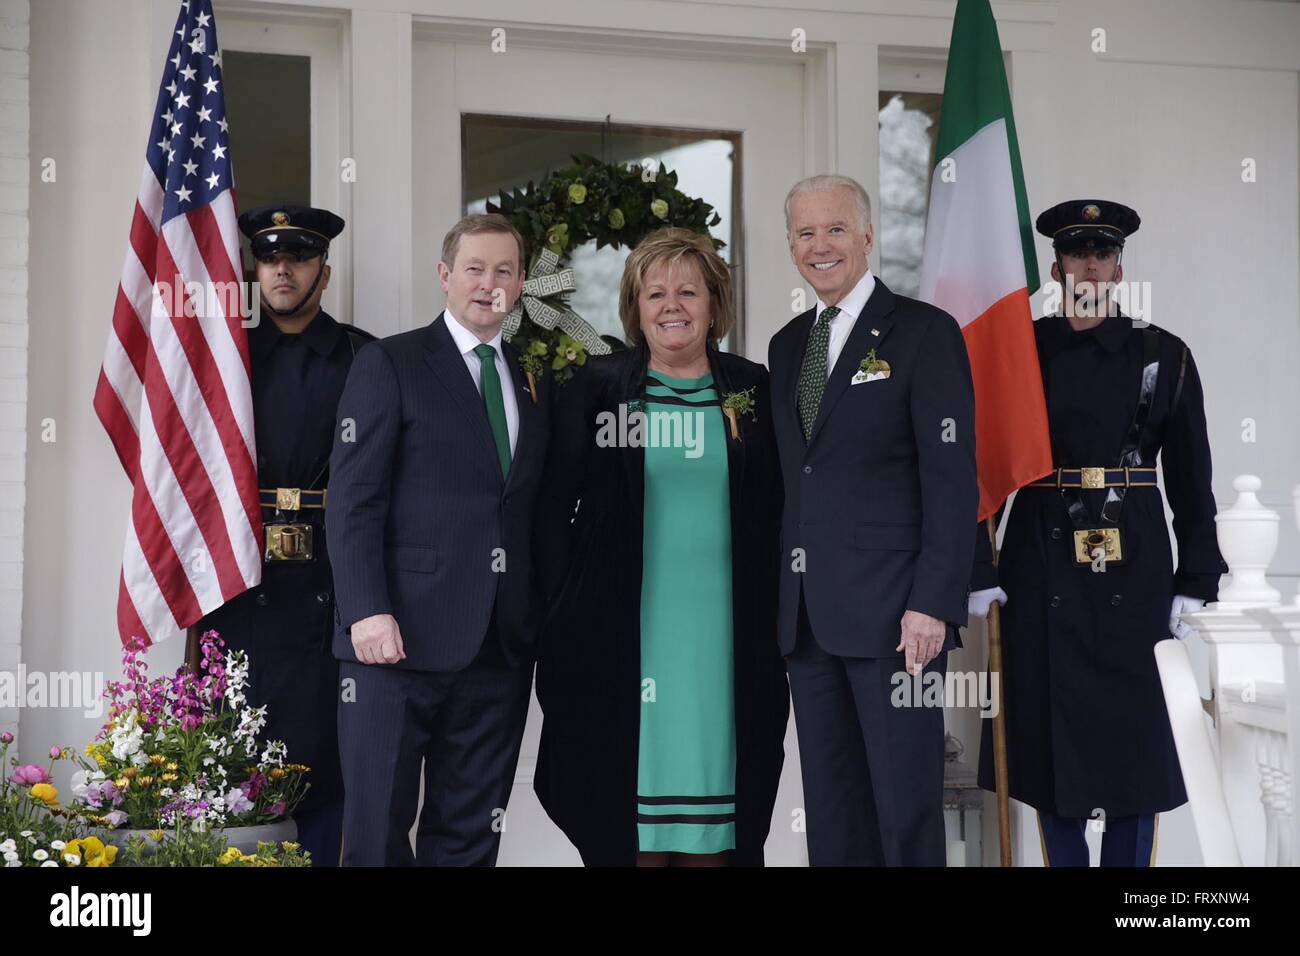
<box><xmin>637</xmin><ymin>370</ymin><xmax>737</xmax><ymax>854</ymax></box>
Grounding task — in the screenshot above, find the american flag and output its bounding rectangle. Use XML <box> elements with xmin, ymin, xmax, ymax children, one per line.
<box><xmin>94</xmin><ymin>0</ymin><xmax>261</xmax><ymax>648</ymax></box>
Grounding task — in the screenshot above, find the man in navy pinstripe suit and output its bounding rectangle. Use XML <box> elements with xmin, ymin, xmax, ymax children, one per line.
<box><xmin>327</xmin><ymin>214</ymin><xmax>549</xmax><ymax>865</ymax></box>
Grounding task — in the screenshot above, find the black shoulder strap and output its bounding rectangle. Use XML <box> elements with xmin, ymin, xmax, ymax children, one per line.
<box><xmin>1170</xmin><ymin>343</ymin><xmax>1190</xmax><ymax>415</ymax></box>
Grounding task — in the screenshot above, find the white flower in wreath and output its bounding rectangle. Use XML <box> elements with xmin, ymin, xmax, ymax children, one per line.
<box><xmin>33</xmin><ymin>849</ymin><xmax>48</xmax><ymax>862</ymax></box>
<box><xmin>0</xmin><ymin>838</ymin><xmax>16</xmax><ymax>854</ymax></box>
<box><xmin>41</xmin><ymin>860</ymin><xmax>58</xmax><ymax>867</ymax></box>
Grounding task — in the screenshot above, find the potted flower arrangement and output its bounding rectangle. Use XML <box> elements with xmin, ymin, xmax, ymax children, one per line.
<box><xmin>66</xmin><ymin>630</ymin><xmax>311</xmax><ymax>865</ymax></box>
<box><xmin>1</xmin><ymin>734</ymin><xmax>95</xmax><ymax>866</ymax></box>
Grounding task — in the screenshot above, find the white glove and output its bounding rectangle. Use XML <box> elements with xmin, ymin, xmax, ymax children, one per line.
<box><xmin>968</xmin><ymin>587</ymin><xmax>1008</xmax><ymax>620</ymax></box>
<box><xmin>1169</xmin><ymin>594</ymin><xmax>1205</xmax><ymax>640</ymax></box>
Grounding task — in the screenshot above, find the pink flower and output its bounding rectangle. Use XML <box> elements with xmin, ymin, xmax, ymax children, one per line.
<box><xmin>0</xmin><ymin>731</ymin><xmax>13</xmax><ymax>744</ymax></box>
<box><xmin>265</xmin><ymin>801</ymin><xmax>287</xmax><ymax>819</ymax></box>
<box><xmin>10</xmin><ymin>764</ymin><xmax>51</xmax><ymax>786</ymax></box>
<box><xmin>102</xmin><ymin>809</ymin><xmax>129</xmax><ymax>828</ymax></box>
<box><xmin>225</xmin><ymin>787</ymin><xmax>252</xmax><ymax>815</ymax></box>
<box><xmin>49</xmin><ymin>746</ymin><xmax>62</xmax><ymax>759</ymax></box>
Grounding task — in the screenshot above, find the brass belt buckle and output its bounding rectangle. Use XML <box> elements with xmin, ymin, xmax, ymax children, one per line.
<box><xmin>1080</xmin><ymin>467</ymin><xmax>1106</xmax><ymax>490</ymax></box>
<box><xmin>1072</xmin><ymin>527</ymin><xmax>1124</xmax><ymax>566</ymax></box>
<box><xmin>265</xmin><ymin>523</ymin><xmax>313</xmax><ymax>562</ymax></box>
<box><xmin>276</xmin><ymin>487</ymin><xmax>302</xmax><ymax>512</ymax></box>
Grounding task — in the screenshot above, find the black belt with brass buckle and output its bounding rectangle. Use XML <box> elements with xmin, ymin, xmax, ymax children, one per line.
<box><xmin>1028</xmin><ymin>467</ymin><xmax>1158</xmax><ymax>490</ymax></box>
<box><xmin>259</xmin><ymin>487</ymin><xmax>327</xmax><ymax>511</ymax></box>
<box><xmin>259</xmin><ymin>487</ymin><xmax>325</xmax><ymax>562</ymax></box>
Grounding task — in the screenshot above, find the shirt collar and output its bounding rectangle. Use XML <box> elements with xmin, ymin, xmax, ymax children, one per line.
<box><xmin>443</xmin><ymin>308</ymin><xmax>504</xmax><ymax>357</ymax></box>
<box><xmin>248</xmin><ymin>309</ymin><xmax>343</xmax><ymax>360</ymax></box>
<box><xmin>1040</xmin><ymin>310</ymin><xmax>1132</xmax><ymax>355</ymax></box>
<box><xmin>816</xmin><ymin>268</ymin><xmax>876</xmax><ymax>323</ymax></box>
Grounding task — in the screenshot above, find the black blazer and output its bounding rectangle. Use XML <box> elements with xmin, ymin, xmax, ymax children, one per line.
<box><xmin>767</xmin><ymin>278</ymin><xmax>978</xmax><ymax>657</ymax></box>
<box><xmin>326</xmin><ymin>313</ymin><xmax>549</xmax><ymax>672</ymax></box>
<box><xmin>533</xmin><ymin>345</ymin><xmax>789</xmax><ymax>866</ymax></box>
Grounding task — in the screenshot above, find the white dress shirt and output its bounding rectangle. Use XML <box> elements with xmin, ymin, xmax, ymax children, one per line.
<box><xmin>816</xmin><ymin>269</ymin><xmax>877</xmax><ymax>375</ymax></box>
<box><xmin>443</xmin><ymin>308</ymin><xmax>520</xmax><ymax>454</ymax></box>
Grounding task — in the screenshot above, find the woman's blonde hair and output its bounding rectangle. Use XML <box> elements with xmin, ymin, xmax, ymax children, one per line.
<box><xmin>619</xmin><ymin>228</ymin><xmax>734</xmax><ymax>347</ymax></box>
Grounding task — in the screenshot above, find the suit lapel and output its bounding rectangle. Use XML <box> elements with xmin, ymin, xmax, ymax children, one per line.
<box><xmin>420</xmin><ymin>313</ymin><xmax>502</xmax><ymax>476</ymax></box>
<box><xmin>502</xmin><ymin>338</ymin><xmax>541</xmax><ymax>492</ymax></box>
<box><xmin>782</xmin><ymin>307</ymin><xmax>817</xmax><ymax>440</ymax></box>
<box><xmin>807</xmin><ymin>281</ymin><xmax>898</xmax><ymax>447</ymax></box>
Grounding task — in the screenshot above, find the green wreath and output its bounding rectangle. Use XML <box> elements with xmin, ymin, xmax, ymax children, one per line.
<box><xmin>487</xmin><ymin>153</ymin><xmax>723</xmax><ymax>386</ymax></box>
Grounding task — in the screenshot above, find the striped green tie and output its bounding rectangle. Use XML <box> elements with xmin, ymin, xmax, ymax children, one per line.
<box><xmin>796</xmin><ymin>305</ymin><xmax>840</xmax><ymax>441</ymax></box>
<box><xmin>474</xmin><ymin>343</ymin><xmax>512</xmax><ymax>478</ymax></box>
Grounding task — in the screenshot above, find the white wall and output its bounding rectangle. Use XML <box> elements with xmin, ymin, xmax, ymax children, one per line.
<box><xmin>0</xmin><ymin>0</ymin><xmax>26</xmax><ymax>747</ymax></box>
<box><xmin>19</xmin><ymin>0</ymin><xmax>1300</xmax><ymax>866</ymax></box>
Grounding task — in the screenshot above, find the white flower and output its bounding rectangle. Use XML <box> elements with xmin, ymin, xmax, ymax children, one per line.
<box><xmin>63</xmin><ymin>853</ymin><xmax>81</xmax><ymax>866</ymax></box>
<box><xmin>5</xmin><ymin>859</ymin><xmax>20</xmax><ymax>867</ymax></box>
<box><xmin>3</xmin><ymin>850</ymin><xmax>18</xmax><ymax>862</ymax></box>
<box><xmin>50</xmin><ymin>840</ymin><xmax>66</xmax><ymax>851</ymax></box>
<box><xmin>41</xmin><ymin>860</ymin><xmax>58</xmax><ymax>867</ymax></box>
<box><xmin>0</xmin><ymin>838</ymin><xmax>14</xmax><ymax>853</ymax></box>
<box><xmin>32</xmin><ymin>849</ymin><xmax>48</xmax><ymax>861</ymax></box>
<box><xmin>19</xmin><ymin>830</ymin><xmax>33</xmax><ymax>838</ymax></box>
<box><xmin>70</xmin><ymin>769</ymin><xmax>90</xmax><ymax>799</ymax></box>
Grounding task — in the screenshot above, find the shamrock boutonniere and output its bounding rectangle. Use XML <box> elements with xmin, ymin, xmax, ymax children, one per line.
<box><xmin>858</xmin><ymin>349</ymin><xmax>891</xmax><ymax>380</ymax></box>
<box><xmin>721</xmin><ymin>387</ymin><xmax>757</xmax><ymax>441</ymax></box>
<box><xmin>519</xmin><ymin>349</ymin><xmax>545</xmax><ymax>404</ymax></box>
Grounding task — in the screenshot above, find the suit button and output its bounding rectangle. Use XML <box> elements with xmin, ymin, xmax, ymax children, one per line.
<box><xmin>316</xmin><ymin>590</ymin><xmax>332</xmax><ymax>604</ymax></box>
<box><xmin>255</xmin><ymin>592</ymin><xmax>268</xmax><ymax>607</ymax></box>
<box><xmin>803</xmin><ymin>465</ymin><xmax>812</xmax><ymax>475</ymax></box>
<box><xmin>1049</xmin><ymin>595</ymin><xmax>1061</xmax><ymax>608</ymax></box>
<box><xmin>1111</xmin><ymin>594</ymin><xmax>1122</xmax><ymax>606</ymax></box>
<box><xmin>1050</xmin><ymin>528</ymin><xmax>1062</xmax><ymax>540</ymax></box>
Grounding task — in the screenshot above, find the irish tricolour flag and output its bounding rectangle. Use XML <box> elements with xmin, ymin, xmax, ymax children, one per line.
<box><xmin>919</xmin><ymin>0</ymin><xmax>1052</xmax><ymax>521</ymax></box>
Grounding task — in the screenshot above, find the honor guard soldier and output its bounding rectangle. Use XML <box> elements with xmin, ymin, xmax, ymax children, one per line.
<box><xmin>970</xmin><ymin>200</ymin><xmax>1227</xmax><ymax>866</ymax></box>
<box><xmin>199</xmin><ymin>204</ymin><xmax>375</xmax><ymax>866</ymax></box>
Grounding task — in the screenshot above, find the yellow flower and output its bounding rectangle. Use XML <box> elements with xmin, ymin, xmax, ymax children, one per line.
<box><xmin>123</xmin><ymin>767</ymin><xmax>138</xmax><ymax>779</ymax></box>
<box><xmin>30</xmin><ymin>782</ymin><xmax>59</xmax><ymax>806</ymax></box>
<box><xmin>217</xmin><ymin>847</ymin><xmax>243</xmax><ymax>865</ymax></box>
<box><xmin>149</xmin><ymin>829</ymin><xmax>165</xmax><ymax>842</ymax></box>
<box><xmin>84</xmin><ymin>841</ymin><xmax>117</xmax><ymax>868</ymax></box>
<box><xmin>281</xmin><ymin>841</ymin><xmax>300</xmax><ymax>852</ymax></box>
<box><xmin>269</xmin><ymin>768</ymin><xmax>284</xmax><ymax>781</ymax></box>
<box><xmin>113</xmin><ymin>776</ymin><xmax>129</xmax><ymax>790</ymax></box>
<box><xmin>137</xmin><ymin>776</ymin><xmax>154</xmax><ymax>787</ymax></box>
<box><xmin>149</xmin><ymin>754</ymin><xmax>164</xmax><ymax>766</ymax></box>
<box><xmin>161</xmin><ymin>772</ymin><xmax>177</xmax><ymax>782</ymax></box>
<box><xmin>65</xmin><ymin>836</ymin><xmax>115</xmax><ymax>866</ymax></box>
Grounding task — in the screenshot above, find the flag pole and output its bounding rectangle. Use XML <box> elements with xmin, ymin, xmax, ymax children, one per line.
<box><xmin>985</xmin><ymin>514</ymin><xmax>1013</xmax><ymax>866</ymax></box>
<box><xmin>184</xmin><ymin>625</ymin><xmax>202</xmax><ymax>675</ymax></box>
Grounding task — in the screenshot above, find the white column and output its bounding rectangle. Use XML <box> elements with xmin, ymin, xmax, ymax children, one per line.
<box><xmin>0</xmin><ymin>0</ymin><xmax>27</xmax><ymax>745</ymax></box>
<box><xmin>349</xmin><ymin>10</ymin><xmax>413</xmax><ymax>336</ymax></box>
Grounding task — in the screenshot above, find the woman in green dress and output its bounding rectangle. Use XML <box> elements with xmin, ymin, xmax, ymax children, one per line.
<box><xmin>534</xmin><ymin>228</ymin><xmax>789</xmax><ymax>866</ymax></box>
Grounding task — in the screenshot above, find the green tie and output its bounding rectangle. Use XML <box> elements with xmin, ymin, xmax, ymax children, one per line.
<box><xmin>473</xmin><ymin>343</ymin><xmax>512</xmax><ymax>478</ymax></box>
<box><xmin>796</xmin><ymin>305</ymin><xmax>840</xmax><ymax>441</ymax></box>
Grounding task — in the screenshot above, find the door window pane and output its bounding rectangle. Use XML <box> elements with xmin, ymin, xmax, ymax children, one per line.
<box><xmin>878</xmin><ymin>92</ymin><xmax>942</xmax><ymax>299</ymax></box>
<box><xmin>222</xmin><ymin>51</ymin><xmax>312</xmax><ymax>276</ymax></box>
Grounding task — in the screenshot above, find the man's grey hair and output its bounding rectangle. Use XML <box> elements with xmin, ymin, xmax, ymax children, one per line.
<box><xmin>784</xmin><ymin>174</ymin><xmax>873</xmax><ymax>235</ymax></box>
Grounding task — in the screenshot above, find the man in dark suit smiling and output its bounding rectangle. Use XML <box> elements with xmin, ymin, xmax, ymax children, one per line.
<box><xmin>768</xmin><ymin>175</ymin><xmax>977</xmax><ymax>866</ymax></box>
<box><xmin>327</xmin><ymin>214</ymin><xmax>548</xmax><ymax>865</ymax></box>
